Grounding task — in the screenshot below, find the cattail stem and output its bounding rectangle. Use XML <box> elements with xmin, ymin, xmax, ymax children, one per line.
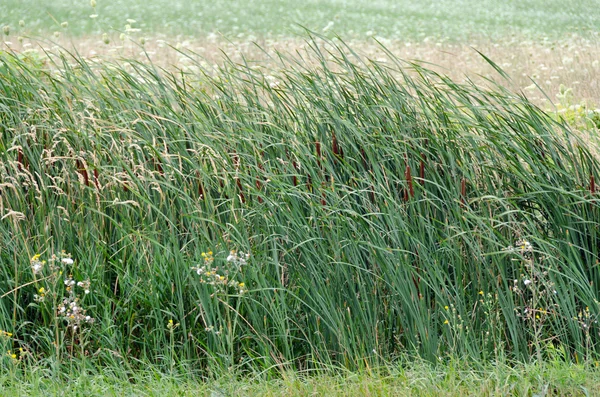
<box><xmin>419</xmin><ymin>153</ymin><xmax>425</xmax><ymax>185</ymax></box>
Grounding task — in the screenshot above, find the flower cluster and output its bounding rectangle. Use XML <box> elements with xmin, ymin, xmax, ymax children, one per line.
<box><xmin>29</xmin><ymin>252</ymin><xmax>94</xmax><ymax>333</ymax></box>
<box><xmin>33</xmin><ymin>287</ymin><xmax>46</xmax><ymax>303</ymax></box>
<box><xmin>58</xmin><ymin>275</ymin><xmax>94</xmax><ymax>332</ymax></box>
<box><xmin>226</xmin><ymin>250</ymin><xmax>249</xmax><ymax>267</ymax></box>
<box><xmin>31</xmin><ymin>254</ymin><xmax>45</xmax><ymax>275</ymax></box>
<box><xmin>30</xmin><ymin>251</ymin><xmax>73</xmax><ymax>278</ymax></box>
<box><xmin>0</xmin><ymin>330</ymin><xmax>13</xmax><ymax>338</ymax></box>
<box><xmin>191</xmin><ymin>249</ymin><xmax>248</xmax><ymax>295</ymax></box>
<box><xmin>504</xmin><ymin>239</ymin><xmax>534</xmax><ymax>258</ymax></box>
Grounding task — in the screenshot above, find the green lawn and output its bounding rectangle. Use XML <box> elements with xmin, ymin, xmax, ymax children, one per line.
<box><xmin>2</xmin><ymin>360</ymin><xmax>599</xmax><ymax>396</ymax></box>
<box><xmin>1</xmin><ymin>0</ymin><xmax>599</xmax><ymax>40</ymax></box>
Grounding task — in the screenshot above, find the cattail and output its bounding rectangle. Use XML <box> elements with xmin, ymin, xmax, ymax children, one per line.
<box><xmin>17</xmin><ymin>148</ymin><xmax>24</xmax><ymax>170</ymax></box>
<box><xmin>292</xmin><ymin>160</ymin><xmax>298</xmax><ymax>186</ymax></box>
<box><xmin>256</xmin><ymin>178</ymin><xmax>263</xmax><ymax>203</ymax></box>
<box><xmin>315</xmin><ymin>141</ymin><xmax>321</xmax><ymax>169</ymax></box>
<box><xmin>360</xmin><ymin>148</ymin><xmax>369</xmax><ymax>170</ymax></box>
<box><xmin>332</xmin><ymin>131</ymin><xmax>342</xmax><ymax>159</ymax></box>
<box><xmin>93</xmin><ymin>168</ymin><xmax>100</xmax><ymax>190</ymax></box>
<box><xmin>76</xmin><ymin>159</ymin><xmax>89</xmax><ymax>186</ymax></box>
<box><xmin>154</xmin><ymin>157</ymin><xmax>163</xmax><ymax>176</ymax></box>
<box><xmin>591</xmin><ymin>174</ymin><xmax>596</xmax><ymax>194</ymax></box>
<box><xmin>405</xmin><ymin>164</ymin><xmax>414</xmax><ymax>199</ymax></box>
<box><xmin>196</xmin><ymin>171</ymin><xmax>204</xmax><ymax>199</ymax></box>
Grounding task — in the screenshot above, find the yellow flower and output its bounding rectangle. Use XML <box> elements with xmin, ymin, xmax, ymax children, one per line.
<box><xmin>478</xmin><ymin>291</ymin><xmax>484</xmax><ymax>295</ymax></box>
<box><xmin>38</xmin><ymin>287</ymin><xmax>45</xmax><ymax>294</ymax></box>
<box><xmin>239</xmin><ymin>283</ymin><xmax>245</xmax><ymax>288</ymax></box>
<box><xmin>444</xmin><ymin>305</ymin><xmax>449</xmax><ymax>310</ymax></box>
<box><xmin>31</xmin><ymin>254</ymin><xmax>41</xmax><ymax>261</ymax></box>
<box><xmin>444</xmin><ymin>320</ymin><xmax>449</xmax><ymax>325</ymax></box>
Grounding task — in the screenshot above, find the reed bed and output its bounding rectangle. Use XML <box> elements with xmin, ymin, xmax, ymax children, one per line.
<box><xmin>0</xmin><ymin>39</ymin><xmax>599</xmax><ymax>375</ymax></box>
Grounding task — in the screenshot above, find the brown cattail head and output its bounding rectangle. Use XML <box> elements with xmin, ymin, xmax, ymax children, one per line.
<box><xmin>93</xmin><ymin>168</ymin><xmax>100</xmax><ymax>190</ymax></box>
<box><xmin>360</xmin><ymin>148</ymin><xmax>369</xmax><ymax>170</ymax></box>
<box><xmin>255</xmin><ymin>176</ymin><xmax>263</xmax><ymax>203</ymax></box>
<box><xmin>405</xmin><ymin>165</ymin><xmax>414</xmax><ymax>199</ymax></box>
<box><xmin>76</xmin><ymin>159</ymin><xmax>89</xmax><ymax>186</ymax></box>
<box><xmin>315</xmin><ymin>141</ymin><xmax>321</xmax><ymax>169</ymax></box>
<box><xmin>591</xmin><ymin>174</ymin><xmax>596</xmax><ymax>194</ymax></box>
<box><xmin>196</xmin><ymin>171</ymin><xmax>204</xmax><ymax>199</ymax></box>
<box><xmin>292</xmin><ymin>160</ymin><xmax>298</xmax><ymax>186</ymax></box>
<box><xmin>154</xmin><ymin>157</ymin><xmax>164</xmax><ymax>176</ymax></box>
<box><xmin>17</xmin><ymin>148</ymin><xmax>24</xmax><ymax>170</ymax></box>
<box><xmin>332</xmin><ymin>131</ymin><xmax>342</xmax><ymax>159</ymax></box>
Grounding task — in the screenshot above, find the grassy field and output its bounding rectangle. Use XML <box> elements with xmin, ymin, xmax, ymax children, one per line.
<box><xmin>2</xmin><ymin>0</ymin><xmax>600</xmax><ymax>40</ymax></box>
<box><xmin>2</xmin><ymin>360</ymin><xmax>599</xmax><ymax>396</ymax></box>
<box><xmin>1</xmin><ymin>1</ymin><xmax>600</xmax><ymax>395</ymax></box>
<box><xmin>2</xmin><ymin>0</ymin><xmax>599</xmax><ymax>109</ymax></box>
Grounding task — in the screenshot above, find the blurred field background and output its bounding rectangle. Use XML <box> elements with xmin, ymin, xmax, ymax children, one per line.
<box><xmin>2</xmin><ymin>0</ymin><xmax>599</xmax><ymax>39</ymax></box>
<box><xmin>2</xmin><ymin>0</ymin><xmax>600</xmax><ymax>107</ymax></box>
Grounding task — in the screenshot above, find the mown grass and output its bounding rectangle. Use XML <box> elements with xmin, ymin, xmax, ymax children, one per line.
<box><xmin>0</xmin><ymin>37</ymin><xmax>599</xmax><ymax>383</ymax></box>
<box><xmin>1</xmin><ymin>360</ymin><xmax>599</xmax><ymax>396</ymax></box>
<box><xmin>1</xmin><ymin>0</ymin><xmax>599</xmax><ymax>40</ymax></box>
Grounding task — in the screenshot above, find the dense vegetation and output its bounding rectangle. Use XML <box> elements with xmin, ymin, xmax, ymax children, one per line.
<box><xmin>0</xmin><ymin>40</ymin><xmax>599</xmax><ymax>379</ymax></box>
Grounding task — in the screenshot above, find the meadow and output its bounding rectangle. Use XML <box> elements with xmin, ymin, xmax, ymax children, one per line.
<box><xmin>1</xmin><ymin>1</ymin><xmax>600</xmax><ymax>395</ymax></box>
